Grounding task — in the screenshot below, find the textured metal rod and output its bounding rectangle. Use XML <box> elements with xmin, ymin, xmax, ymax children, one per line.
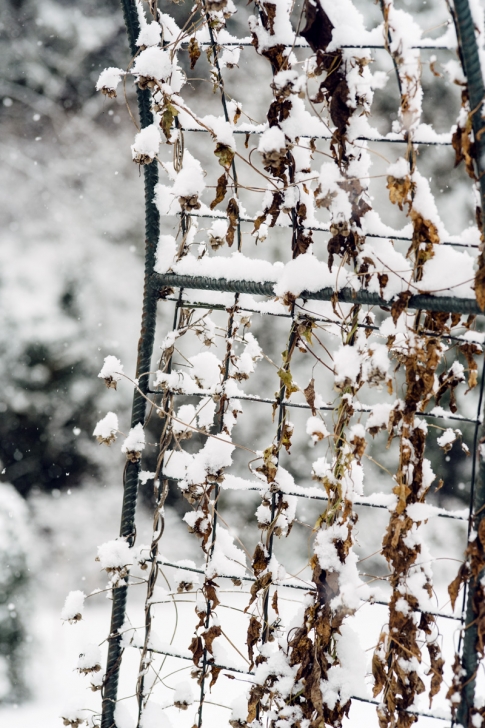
<box><xmin>182</xmin><ymin>124</ymin><xmax>452</xmax><ymax>145</ymax></box>
<box><xmin>139</xmin><ymin>643</ymin><xmax>450</xmax><ymax>721</ymax></box>
<box><xmin>101</xmin><ymin>2</ymin><xmax>160</xmax><ymax>726</ymax></box>
<box><xmin>153</xmin><ymin>272</ymin><xmax>483</xmax><ymax>315</ymax></box>
<box><xmin>179</xmin><ymin>37</ymin><xmax>455</xmax><ymax>50</ymax></box>
<box><xmin>184</xmin><ymin>210</ymin><xmax>478</xmax><ymax>249</ymax></box>
<box><xmin>451</xmin><ymin>1</ymin><xmax>485</xmax><ymax>724</ymax></box>
<box><xmin>153</xmin><ymin>559</ymin><xmax>463</xmax><ymax>618</ymax></box>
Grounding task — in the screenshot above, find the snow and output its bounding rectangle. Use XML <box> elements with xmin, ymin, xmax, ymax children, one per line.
<box><xmin>172</xmin><ymin>403</ymin><xmax>197</xmax><ymax>434</ymax></box>
<box><xmin>93</xmin><ymin>412</ymin><xmax>118</xmax><ymax>443</ymax></box>
<box><xmin>137</xmin><ymin>22</ymin><xmax>162</xmax><ymax>47</ymax></box>
<box><xmin>98</xmin><ymin>355</ymin><xmax>123</xmax><ymax>384</ymax></box>
<box><xmin>179</xmin><ymin>252</ymin><xmax>279</xmax><ymax>284</ymax></box>
<box><xmin>248</xmin><ymin>0</ymin><xmax>295</xmax><ymax>52</ymax></box>
<box><xmin>320</xmin><ymin>623</ymin><xmax>369</xmax><ymax>708</ymax></box>
<box><xmin>437</xmin><ymin>428</ymin><xmax>458</xmax><ymax>449</ymax></box>
<box><xmin>366</xmin><ymin>403</ymin><xmax>393</xmax><ymax>432</ymax></box>
<box><xmin>77</xmin><ymin>643</ymin><xmax>101</xmax><ymax>672</ymax></box>
<box><xmin>196</xmin><ymin>397</ymin><xmax>216</xmax><ymax>430</ymax></box>
<box><xmin>258</xmin><ymin>126</ymin><xmax>286</xmax><ymax>154</ymax></box>
<box><xmin>61</xmin><ymin>591</ymin><xmax>86</xmax><ymax>623</ymax></box>
<box><xmin>333</xmin><ymin>346</ymin><xmax>361</xmax><ymax>388</ymax></box>
<box><xmin>306</xmin><ymin>416</ymin><xmax>329</xmax><ymax>444</ymax></box>
<box><xmin>132</xmin><ymin>47</ymin><xmax>172</xmax><ymax>81</ymax></box>
<box><xmin>155</xmin><ymin>234</ymin><xmax>177</xmax><ymax>274</ymax></box>
<box><xmin>387</xmin><ymin>157</ymin><xmax>409</xmax><ymax>179</ymax></box>
<box><xmin>121</xmin><ymin>422</ymin><xmax>146</xmax><ymax>457</ymax></box>
<box><xmin>96</xmin><ymin>67</ymin><xmax>124</xmax><ymax>94</ymax></box>
<box><xmin>273</xmin><ymin>252</ymin><xmax>337</xmax><ymax>299</ymax></box>
<box><xmin>131</xmin><ymin>124</ymin><xmax>161</xmax><ymax>163</ymax></box>
<box><xmin>200</xmin><ymin>114</ymin><xmax>236</xmax><ymax>148</ymax></box>
<box><xmin>139</xmin><ymin>470</ymin><xmax>156</xmax><ymax>485</ymax></box>
<box><xmin>206</xmin><ymin>527</ymin><xmax>247</xmax><ymax>579</ymax></box>
<box><xmin>140</xmin><ymin>701</ymin><xmax>173</xmax><ymax>728</ymax></box>
<box><xmin>114</xmin><ymin>703</ymin><xmax>137</xmax><ymax>728</ymax></box>
<box><xmin>418</xmin><ymin>245</ymin><xmax>475</xmax><ymax>299</ymax></box>
<box><xmin>169</xmin><ymin>151</ymin><xmax>206</xmax><ymax>200</ymax></box>
<box><xmin>96</xmin><ymin>538</ymin><xmax>133</xmax><ymax>570</ymax></box>
<box><xmin>189</xmin><ymin>352</ymin><xmax>221</xmax><ymax>389</ymax></box>
<box><xmin>406</xmin><ymin>503</ymin><xmax>443</xmax><ymax>522</ymax></box>
<box><xmin>196</xmin><ymin>433</ymin><xmax>235</xmax><ymax>474</ymax></box>
<box><xmin>173</xmin><ymin>681</ymin><xmax>194</xmax><ymax>708</ymax></box>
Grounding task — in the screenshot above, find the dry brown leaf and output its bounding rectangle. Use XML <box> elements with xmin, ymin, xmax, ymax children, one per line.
<box><xmin>210</xmin><ymin>173</ymin><xmax>228</xmax><ymax>210</ymax></box>
<box><xmin>226</xmin><ymin>197</ymin><xmax>239</xmax><ymax>247</ymax></box>
<box><xmin>252</xmin><ymin>543</ymin><xmax>269</xmax><ymax>577</ymax></box>
<box><xmin>303</xmin><ymin>378</ymin><xmax>317</xmax><ymax>415</ymax></box>
<box><xmin>246</xmin><ymin>616</ymin><xmax>262</xmax><ymax>669</ymax></box>
<box><xmin>189</xmin><ymin>635</ymin><xmax>204</xmax><ymax>665</ymax></box>
<box><xmin>202</xmin><ymin>624</ymin><xmax>222</xmax><ymax>655</ymax></box>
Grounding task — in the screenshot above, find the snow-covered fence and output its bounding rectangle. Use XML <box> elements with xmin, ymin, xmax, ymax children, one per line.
<box><xmin>64</xmin><ymin>0</ymin><xmax>485</xmax><ymax>727</ymax></box>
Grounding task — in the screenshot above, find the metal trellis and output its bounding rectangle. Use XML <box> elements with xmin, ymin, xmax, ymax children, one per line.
<box><xmin>99</xmin><ymin>1</ymin><xmax>485</xmax><ymax>727</ymax></box>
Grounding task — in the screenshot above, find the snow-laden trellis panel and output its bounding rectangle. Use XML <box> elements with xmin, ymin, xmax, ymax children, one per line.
<box><xmin>63</xmin><ymin>1</ymin><xmax>485</xmax><ymax>727</ymax></box>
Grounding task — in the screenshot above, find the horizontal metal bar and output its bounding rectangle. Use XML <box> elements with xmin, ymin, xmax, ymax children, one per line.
<box><xmin>186</xmin><ymin>210</ymin><xmax>477</xmax><ymax>249</ymax></box>
<box><xmin>164</xmin><ymin>296</ymin><xmax>482</xmax><ymax>345</ymax></box>
<box><xmin>147</xmin><ymin>642</ymin><xmax>253</xmax><ymax>675</ymax></box>
<box><xmin>180</xmin><ymin>124</ymin><xmax>452</xmax><ymax>146</ymax></box>
<box><xmin>212</xmin><ymin>391</ymin><xmax>478</xmax><ymax>425</ymax></box>
<box><xmin>153</xmin><ymin>271</ymin><xmax>483</xmax><ymax>316</ymax></box>
<box><xmin>148</xmin><ymin>384</ymin><xmax>479</xmax><ymax>425</ymax></box>
<box><xmin>180</xmin><ymin>38</ymin><xmax>455</xmax><ymax>51</ymax></box>
<box><xmin>154</xmin><ymin>559</ymin><xmax>462</xmax><ymax>621</ymax></box>
<box><xmin>144</xmin><ymin>640</ymin><xmax>451</xmax><ymax>721</ymax></box>
<box><xmin>218</xmin><ymin>477</ymin><xmax>468</xmax><ymax>521</ymax></box>
<box><xmin>161</xmin><ymin>466</ymin><xmax>468</xmax><ymax>521</ymax></box>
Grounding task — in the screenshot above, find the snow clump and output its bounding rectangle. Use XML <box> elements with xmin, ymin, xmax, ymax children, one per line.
<box><xmin>96</xmin><ymin>67</ymin><xmax>125</xmax><ymax>97</ymax></box>
<box><xmin>93</xmin><ymin>411</ymin><xmax>119</xmax><ymax>445</ymax></box>
<box><xmin>61</xmin><ymin>590</ymin><xmax>86</xmax><ymax>623</ymax></box>
<box><xmin>121</xmin><ymin>422</ymin><xmax>146</xmax><ymax>462</ymax></box>
<box><xmin>98</xmin><ymin>355</ymin><xmax>123</xmax><ymax>389</ymax></box>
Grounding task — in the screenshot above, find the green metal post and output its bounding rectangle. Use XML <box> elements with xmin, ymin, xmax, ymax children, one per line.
<box><xmin>101</xmin><ymin>1</ymin><xmax>159</xmax><ymax>726</ymax></box>
<box><xmin>451</xmin><ymin>1</ymin><xmax>485</xmax><ymax>724</ymax></box>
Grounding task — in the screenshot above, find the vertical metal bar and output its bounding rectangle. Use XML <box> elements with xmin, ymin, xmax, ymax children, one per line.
<box><xmin>101</xmin><ymin>2</ymin><xmax>160</xmax><ymax>726</ymax></box>
<box><xmin>450</xmin><ymin>2</ymin><xmax>485</xmax><ymax>723</ymax></box>
<box><xmin>456</xmin><ymin>360</ymin><xmax>485</xmax><ymax>726</ymax></box>
<box><xmin>452</xmin><ymin>0</ymin><xmax>485</xmax><ymax>213</ymax></box>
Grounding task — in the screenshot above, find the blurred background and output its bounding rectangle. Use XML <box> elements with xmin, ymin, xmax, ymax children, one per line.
<box><xmin>0</xmin><ymin>0</ymin><xmax>480</xmax><ymax>725</ymax></box>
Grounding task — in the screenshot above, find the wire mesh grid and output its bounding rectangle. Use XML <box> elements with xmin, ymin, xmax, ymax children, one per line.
<box><xmin>91</xmin><ymin>1</ymin><xmax>485</xmax><ymax>727</ymax></box>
